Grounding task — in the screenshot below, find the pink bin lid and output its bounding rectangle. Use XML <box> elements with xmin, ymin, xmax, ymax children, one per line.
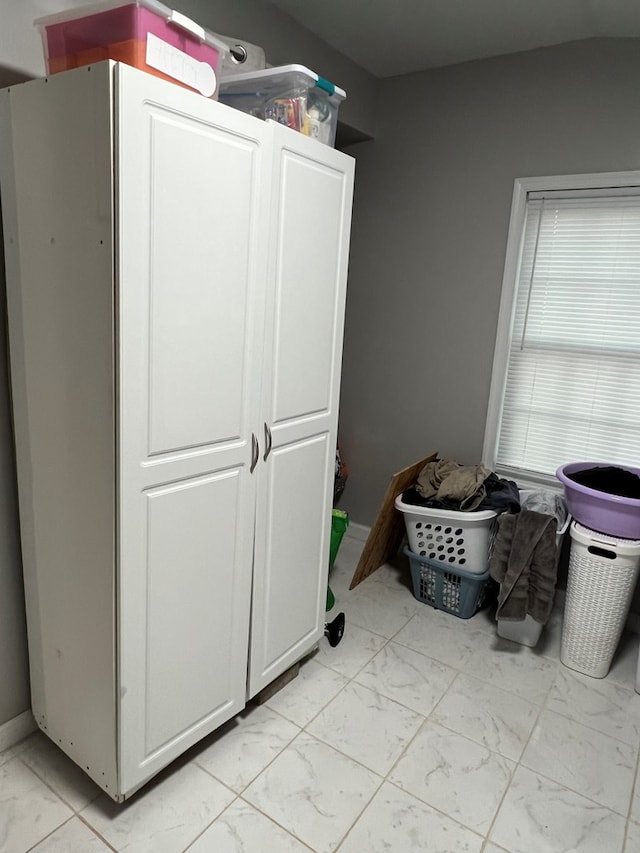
<box><xmin>35</xmin><ymin>0</ymin><xmax>228</xmax><ymax>55</ymax></box>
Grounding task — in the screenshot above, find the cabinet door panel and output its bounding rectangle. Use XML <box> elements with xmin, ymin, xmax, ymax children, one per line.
<box><xmin>271</xmin><ymin>151</ymin><xmax>347</xmax><ymax>424</ymax></box>
<box><xmin>116</xmin><ymin>65</ymin><xmax>270</xmax><ymax>796</ymax></box>
<box><xmin>144</xmin><ymin>470</ymin><xmax>241</xmax><ymax>754</ymax></box>
<box><xmin>147</xmin><ymin>113</ymin><xmax>256</xmax><ymax>456</ymax></box>
<box><xmin>252</xmin><ymin>434</ymin><xmax>331</xmax><ymax>684</ymax></box>
<box><xmin>249</xmin><ymin>129</ymin><xmax>354</xmax><ymax>697</ymax></box>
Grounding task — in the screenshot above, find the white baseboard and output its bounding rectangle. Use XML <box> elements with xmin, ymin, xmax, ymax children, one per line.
<box><xmin>345</xmin><ymin>522</ymin><xmax>371</xmax><ymax>543</ymax></box>
<box><xmin>0</xmin><ymin>709</ymin><xmax>36</xmax><ymax>753</ymax></box>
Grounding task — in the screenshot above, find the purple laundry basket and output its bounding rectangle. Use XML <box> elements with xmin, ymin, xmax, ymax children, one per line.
<box><xmin>556</xmin><ymin>462</ymin><xmax>640</xmax><ymax>539</ymax></box>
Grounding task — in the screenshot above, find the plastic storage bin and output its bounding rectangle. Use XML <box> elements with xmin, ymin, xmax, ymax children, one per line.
<box><xmin>557</xmin><ymin>461</ymin><xmax>640</xmax><ymax>539</ymax></box>
<box><xmin>394</xmin><ymin>495</ymin><xmax>497</xmax><ymax>574</ymax></box>
<box><xmin>219</xmin><ymin>64</ymin><xmax>346</xmax><ymax>147</ymax></box>
<box><xmin>35</xmin><ymin>0</ymin><xmax>228</xmax><ymax>99</ymax></box>
<box><xmin>404</xmin><ymin>547</ymin><xmax>492</xmax><ymax>619</ymax></box>
<box><xmin>561</xmin><ymin>521</ymin><xmax>640</xmax><ymax>678</ymax></box>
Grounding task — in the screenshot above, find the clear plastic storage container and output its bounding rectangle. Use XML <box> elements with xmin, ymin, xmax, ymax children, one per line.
<box><xmin>219</xmin><ymin>64</ymin><xmax>346</xmax><ymax>147</ymax></box>
<box><xmin>35</xmin><ymin>0</ymin><xmax>228</xmax><ymax>99</ymax></box>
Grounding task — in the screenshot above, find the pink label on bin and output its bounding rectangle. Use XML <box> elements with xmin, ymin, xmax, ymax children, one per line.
<box><xmin>146</xmin><ymin>32</ymin><xmax>216</xmax><ymax>97</ymax></box>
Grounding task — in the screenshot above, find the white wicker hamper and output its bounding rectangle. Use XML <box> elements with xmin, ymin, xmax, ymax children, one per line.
<box><xmin>561</xmin><ymin>521</ymin><xmax>640</xmax><ymax>678</ymax></box>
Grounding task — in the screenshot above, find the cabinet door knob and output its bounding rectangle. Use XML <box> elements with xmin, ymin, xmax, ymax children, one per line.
<box><xmin>250</xmin><ymin>433</ymin><xmax>259</xmax><ymax>473</ymax></box>
<box><xmin>263</xmin><ymin>423</ymin><xmax>272</xmax><ymax>461</ymax></box>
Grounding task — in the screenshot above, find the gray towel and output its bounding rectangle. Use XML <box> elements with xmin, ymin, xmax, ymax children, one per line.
<box><xmin>489</xmin><ymin>510</ymin><xmax>558</xmax><ymax>624</ymax></box>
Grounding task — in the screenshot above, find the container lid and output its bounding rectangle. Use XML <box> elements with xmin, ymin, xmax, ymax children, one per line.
<box><xmin>570</xmin><ymin>520</ymin><xmax>640</xmax><ymax>551</ymax></box>
<box><xmin>219</xmin><ymin>63</ymin><xmax>346</xmax><ymax>102</ymax></box>
<box><xmin>34</xmin><ymin>0</ymin><xmax>229</xmax><ymax>55</ymax></box>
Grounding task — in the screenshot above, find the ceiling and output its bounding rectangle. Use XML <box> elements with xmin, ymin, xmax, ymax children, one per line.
<box><xmin>267</xmin><ymin>0</ymin><xmax>640</xmax><ymax>78</ymax></box>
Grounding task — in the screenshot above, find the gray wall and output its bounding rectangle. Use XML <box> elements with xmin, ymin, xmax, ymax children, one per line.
<box><xmin>339</xmin><ymin>38</ymin><xmax>640</xmax><ymax>526</ymax></box>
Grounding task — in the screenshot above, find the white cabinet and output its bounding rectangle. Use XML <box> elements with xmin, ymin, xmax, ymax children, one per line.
<box><xmin>0</xmin><ymin>61</ymin><xmax>354</xmax><ymax>800</ymax></box>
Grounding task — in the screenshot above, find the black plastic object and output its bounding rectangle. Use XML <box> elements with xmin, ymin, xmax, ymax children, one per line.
<box><xmin>325</xmin><ymin>611</ymin><xmax>345</xmax><ymax>647</ymax></box>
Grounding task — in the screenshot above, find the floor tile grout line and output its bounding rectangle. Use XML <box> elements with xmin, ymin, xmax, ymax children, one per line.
<box><xmin>373</xmin><ymin>631</ymin><xmax>560</xmax><ymax>708</ymax></box>
<box><xmin>539</xmin><ymin>671</ymin><xmax>640</xmax><ymax>748</ymax></box>
<box><xmin>484</xmin><ymin>665</ymin><xmax>637</xmax><ymax>843</ymax></box>
<box><xmin>178</xmin><ymin>793</ymin><xmax>236</xmax><ymax>853</ymax></box>
<box><xmin>426</xmin><ymin>669</ymin><xmax>544</xmax><ymax>754</ymax></box>
<box><xmin>192</xmin><ymin>720</ymin><xmax>300</xmax><ymax>799</ymax></box>
<box><xmin>378</xmin><ymin>619</ymin><xmax>640</xmax><ymax>745</ymax></box>
<box><xmin>15</xmin><ymin>752</ymin><xmax>84</xmax><ymax>815</ymax></box>
<box><xmin>537</xmin><ymin>705</ymin><xmax>640</xmax><ymax>748</ymax></box>
<box><xmin>234</xmin><ymin>792</ymin><xmax>318</xmax><ymax>851</ymax></box>
<box><xmin>312</xmin><ymin>632</ymin><xmax>393</xmax><ymax>683</ymax></box>
<box><xmin>382</xmin><ymin>777</ymin><xmax>487</xmax><ymax>846</ymax></box>
<box><xmin>226</xmin><ymin>651</ymin><xmax>417</xmax><ymax>851</ymax></box>
<box><xmin>23</xmin><ymin>814</ymin><xmax>76</xmax><ymax>853</ymax></box>
<box><xmin>304</xmin><ymin>636</ymin><xmax>432</xmax><ymax>775</ymax></box>
<box><xmin>531</xmin><ymin>702</ymin><xmax>640</xmax><ymax>757</ymax></box>
<box><xmin>331</xmin><ymin>774</ymin><xmax>387</xmax><ymax>852</ymax></box>
<box><xmin>234</xmin><ymin>724</ymin><xmax>386</xmax><ymax>852</ymax></box>
<box><xmin>180</xmin><ymin>789</ymin><xmax>317</xmax><ymax>853</ymax></box>
<box><xmin>468</xmin><ymin>657</ymin><xmax>559</xmax><ymax>849</ymax></box>
<box><xmin>74</xmin><ymin>812</ymin><xmax>119</xmax><ymax>852</ymax></box>
<box><xmin>508</xmin><ymin>759</ymin><xmax>633</xmax><ymax>821</ymax></box>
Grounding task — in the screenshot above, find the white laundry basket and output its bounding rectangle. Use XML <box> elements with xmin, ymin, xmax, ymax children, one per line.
<box><xmin>561</xmin><ymin>521</ymin><xmax>640</xmax><ymax>678</ymax></box>
<box><xmin>394</xmin><ymin>496</ymin><xmax>497</xmax><ymax>574</ymax></box>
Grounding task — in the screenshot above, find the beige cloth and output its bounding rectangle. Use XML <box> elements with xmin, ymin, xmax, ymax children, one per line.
<box><xmin>489</xmin><ymin>510</ymin><xmax>558</xmax><ymax>624</ymax></box>
<box><xmin>416</xmin><ymin>458</ymin><xmax>492</xmax><ymax>511</ymax></box>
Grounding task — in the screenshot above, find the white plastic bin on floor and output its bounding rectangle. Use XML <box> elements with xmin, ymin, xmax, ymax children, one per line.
<box><xmin>561</xmin><ymin>521</ymin><xmax>640</xmax><ymax>678</ymax></box>
<box><xmin>496</xmin><ymin>491</ymin><xmax>569</xmax><ymax>647</ymax></box>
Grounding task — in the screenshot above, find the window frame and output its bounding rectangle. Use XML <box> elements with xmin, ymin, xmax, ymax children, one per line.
<box><xmin>482</xmin><ymin>170</ymin><xmax>640</xmax><ymax>490</ymax></box>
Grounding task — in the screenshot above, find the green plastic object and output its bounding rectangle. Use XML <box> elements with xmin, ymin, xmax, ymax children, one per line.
<box><xmin>326</xmin><ymin>509</ymin><xmax>349</xmax><ymax>611</ymax></box>
<box><xmin>326</xmin><ymin>586</ymin><xmax>336</xmax><ymax>611</ymax></box>
<box><xmin>329</xmin><ymin>509</ymin><xmax>349</xmax><ymax>568</ymax></box>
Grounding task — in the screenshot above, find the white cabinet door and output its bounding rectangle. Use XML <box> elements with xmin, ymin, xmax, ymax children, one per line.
<box><xmin>248</xmin><ymin>126</ymin><xmax>355</xmax><ymax>697</ymax></box>
<box><xmin>115</xmin><ymin>65</ymin><xmax>271</xmax><ymax>795</ymax></box>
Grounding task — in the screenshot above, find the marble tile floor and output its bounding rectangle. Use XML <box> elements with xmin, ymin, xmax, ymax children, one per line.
<box><xmin>3</xmin><ymin>533</ymin><xmax>640</xmax><ymax>852</ymax></box>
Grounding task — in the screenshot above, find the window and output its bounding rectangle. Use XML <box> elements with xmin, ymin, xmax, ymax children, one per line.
<box><xmin>483</xmin><ymin>172</ymin><xmax>640</xmax><ymax>487</ymax></box>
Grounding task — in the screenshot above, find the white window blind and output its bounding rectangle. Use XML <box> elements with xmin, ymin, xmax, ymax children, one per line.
<box><xmin>495</xmin><ymin>190</ymin><xmax>640</xmax><ymax>479</ymax></box>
